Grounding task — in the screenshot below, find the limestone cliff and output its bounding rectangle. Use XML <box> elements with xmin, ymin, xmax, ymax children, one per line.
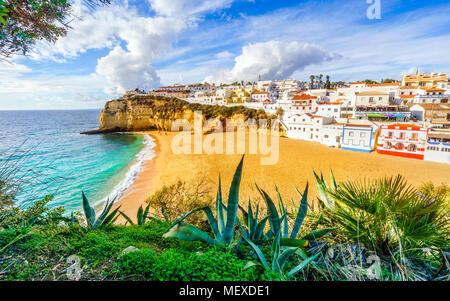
<box><xmin>96</xmin><ymin>95</ymin><xmax>285</xmax><ymax>135</ymax></box>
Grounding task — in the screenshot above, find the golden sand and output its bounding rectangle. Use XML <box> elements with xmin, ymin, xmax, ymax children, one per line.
<box><xmin>114</xmin><ymin>131</ymin><xmax>450</xmax><ymax>222</ymax></box>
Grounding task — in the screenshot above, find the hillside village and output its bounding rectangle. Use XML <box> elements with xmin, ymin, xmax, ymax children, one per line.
<box><xmin>123</xmin><ymin>72</ymin><xmax>450</xmax><ymax>164</ymax></box>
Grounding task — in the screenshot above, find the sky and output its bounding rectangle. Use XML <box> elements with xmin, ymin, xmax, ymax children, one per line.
<box><xmin>0</xmin><ymin>0</ymin><xmax>449</xmax><ymax>110</ymax></box>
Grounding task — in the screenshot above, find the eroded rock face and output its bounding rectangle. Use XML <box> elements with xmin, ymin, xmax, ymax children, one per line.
<box><xmin>99</xmin><ymin>98</ymin><xmax>196</xmax><ymax>131</ymax></box>
<box><xmin>98</xmin><ymin>96</ymin><xmax>285</xmax><ymax>135</ymax></box>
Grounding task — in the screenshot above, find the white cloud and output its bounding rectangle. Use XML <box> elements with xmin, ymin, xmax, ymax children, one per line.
<box><xmin>96</xmin><ymin>46</ymin><xmax>160</xmax><ymax>95</ymax></box>
<box><xmin>205</xmin><ymin>41</ymin><xmax>339</xmax><ymax>83</ymax></box>
<box><xmin>215</xmin><ymin>51</ymin><xmax>234</xmax><ymax>59</ymax></box>
<box><xmin>148</xmin><ymin>0</ymin><xmax>236</xmax><ymax>18</ymax></box>
<box><xmin>30</xmin><ymin>3</ymin><xmax>187</xmax><ymax>95</ymax></box>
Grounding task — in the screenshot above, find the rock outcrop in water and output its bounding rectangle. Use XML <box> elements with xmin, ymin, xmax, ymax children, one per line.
<box><xmin>93</xmin><ymin>95</ymin><xmax>284</xmax><ymax>134</ymax></box>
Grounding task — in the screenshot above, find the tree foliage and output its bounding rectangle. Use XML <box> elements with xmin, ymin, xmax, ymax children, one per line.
<box><xmin>0</xmin><ymin>0</ymin><xmax>110</xmax><ymax>59</ymax></box>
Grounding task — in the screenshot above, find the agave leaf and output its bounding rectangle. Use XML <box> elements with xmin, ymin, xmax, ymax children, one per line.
<box><xmin>143</xmin><ymin>201</ymin><xmax>151</xmax><ymax>216</ymax></box>
<box><xmin>254</xmin><ymin>202</ymin><xmax>260</xmax><ymax>232</ymax></box>
<box><xmin>137</xmin><ymin>206</ymin><xmax>144</xmax><ymax>225</ymax></box>
<box><xmin>119</xmin><ymin>210</ymin><xmax>135</xmax><ymax>225</ymax></box>
<box><xmin>271</xmin><ymin>232</ymin><xmax>281</xmax><ymax>271</ymax></box>
<box><xmin>223</xmin><ymin>155</ymin><xmax>244</xmax><ymax>244</ymax></box>
<box><xmin>291</xmin><ymin>183</ymin><xmax>309</xmax><ymax>239</ymax></box>
<box><xmin>254</xmin><ymin>216</ymin><xmax>269</xmax><ymax>240</ymax></box>
<box><xmin>277</xmin><ymin>247</ymin><xmax>299</xmax><ymax>271</ymax></box>
<box><xmin>242</xmin><ymin>236</ymin><xmax>269</xmax><ymax>269</ymax></box>
<box><xmin>264</xmin><ymin>229</ymin><xmax>275</xmax><ymax>240</ymax></box>
<box><xmin>163</xmin><ymin>222</ymin><xmax>217</xmax><ymax>245</ymax></box>
<box><xmin>168</xmin><ymin>206</ymin><xmax>220</xmax><ymax>239</ymax></box>
<box><xmin>302</xmin><ymin>227</ymin><xmax>337</xmax><ymax>241</ymax></box>
<box><xmin>216</xmin><ymin>175</ymin><xmax>225</xmax><ymax>235</ymax></box>
<box><xmin>257</xmin><ymin>185</ymin><xmax>281</xmax><ymax>235</ymax></box>
<box><xmin>286</xmin><ymin>253</ymin><xmax>320</xmax><ymax>279</ymax></box>
<box><xmin>82</xmin><ymin>192</ymin><xmax>96</xmax><ymax>229</ymax></box>
<box><xmin>276</xmin><ymin>187</ymin><xmax>289</xmax><ymax>238</ymax></box>
<box><xmin>95</xmin><ymin>197</ymin><xmax>117</xmax><ymax>227</ymax></box>
<box><xmin>279</xmin><ymin>238</ymin><xmax>309</xmax><ymax>248</ymax></box>
<box><xmin>236</xmin><ymin>218</ymin><xmax>248</xmax><ymax>239</ymax></box>
<box><xmin>97</xmin><ymin>206</ymin><xmax>121</xmax><ymax>228</ymax></box>
<box><xmin>248</xmin><ymin>200</ymin><xmax>254</xmax><ymax>235</ymax></box>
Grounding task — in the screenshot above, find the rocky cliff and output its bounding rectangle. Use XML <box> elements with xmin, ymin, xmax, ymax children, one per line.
<box><xmin>96</xmin><ymin>95</ymin><xmax>284</xmax><ymax>134</ymax></box>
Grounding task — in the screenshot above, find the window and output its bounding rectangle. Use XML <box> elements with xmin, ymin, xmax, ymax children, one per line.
<box><xmin>394</xmin><ymin>143</ymin><xmax>404</xmax><ymax>150</ymax></box>
<box><xmin>349</xmin><ymin>131</ymin><xmax>354</xmax><ymax>137</ymax></box>
<box><xmin>408</xmin><ymin>144</ymin><xmax>417</xmax><ymax>152</ymax></box>
<box><xmin>360</xmin><ymin>132</ymin><xmax>366</xmax><ymax>138</ymax></box>
<box><xmin>388</xmin><ymin>131</ymin><xmax>393</xmax><ymax>138</ymax></box>
<box><xmin>411</xmin><ymin>133</ymin><xmax>418</xmax><ymax>140</ymax></box>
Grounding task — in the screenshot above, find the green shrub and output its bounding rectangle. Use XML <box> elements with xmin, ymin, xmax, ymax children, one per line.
<box><xmin>73</xmin><ymin>231</ymin><xmax>121</xmax><ymax>260</ymax></box>
<box><xmin>118</xmin><ymin>248</ymin><xmax>280</xmax><ymax>281</ymax></box>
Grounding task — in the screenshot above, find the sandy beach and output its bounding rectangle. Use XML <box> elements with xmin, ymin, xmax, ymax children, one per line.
<box><xmin>114</xmin><ymin>131</ymin><xmax>450</xmax><ymax>222</ymax></box>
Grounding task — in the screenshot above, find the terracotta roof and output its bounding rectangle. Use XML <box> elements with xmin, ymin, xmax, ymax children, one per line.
<box><xmin>350</xmin><ymin>82</ymin><xmax>366</xmax><ymax>85</ymax></box>
<box><xmin>319</xmin><ymin>102</ymin><xmax>342</xmax><ymax>105</ymax></box>
<box><xmin>292</xmin><ymin>94</ymin><xmax>317</xmax><ymax>100</ymax></box>
<box><xmin>399</xmin><ymin>95</ymin><xmax>415</xmax><ymax>98</ymax></box>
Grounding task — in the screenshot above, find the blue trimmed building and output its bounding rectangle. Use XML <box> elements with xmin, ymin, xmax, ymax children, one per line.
<box><xmin>341</xmin><ymin>124</ymin><xmax>375</xmax><ymax>153</ymax></box>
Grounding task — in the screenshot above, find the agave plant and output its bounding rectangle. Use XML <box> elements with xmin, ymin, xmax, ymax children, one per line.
<box><xmin>119</xmin><ymin>201</ymin><xmax>154</xmax><ymax>225</ymax></box>
<box><xmin>254</xmin><ymin>183</ymin><xmax>336</xmax><ymax>247</ymax></box>
<box><xmin>163</xmin><ymin>156</ymin><xmax>244</xmax><ymax>246</ymax></box>
<box><xmin>243</xmin><ymin>231</ymin><xmax>320</xmax><ymax>280</ymax></box>
<box><xmin>81</xmin><ymin>192</ymin><xmax>120</xmax><ymax>230</ymax></box>
<box><xmin>238</xmin><ymin>200</ymin><xmax>269</xmax><ymax>241</ymax></box>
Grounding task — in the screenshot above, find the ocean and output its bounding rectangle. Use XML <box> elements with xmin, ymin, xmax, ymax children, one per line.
<box><xmin>0</xmin><ymin>110</ymin><xmax>155</xmax><ymax>213</ymax></box>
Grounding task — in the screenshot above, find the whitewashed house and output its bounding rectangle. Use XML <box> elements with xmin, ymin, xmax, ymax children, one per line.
<box><xmin>424</xmin><ymin>130</ymin><xmax>450</xmax><ymax>164</ymax></box>
<box><xmin>285</xmin><ymin>113</ymin><xmax>342</xmax><ymax>147</ymax></box>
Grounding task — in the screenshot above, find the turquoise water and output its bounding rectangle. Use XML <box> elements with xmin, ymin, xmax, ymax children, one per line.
<box><xmin>0</xmin><ymin>110</ymin><xmax>154</xmax><ymax>212</ymax></box>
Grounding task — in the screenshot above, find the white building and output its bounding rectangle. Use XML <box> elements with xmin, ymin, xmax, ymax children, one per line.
<box><xmin>424</xmin><ymin>130</ymin><xmax>450</xmax><ymax>164</ymax></box>
<box><xmin>341</xmin><ymin>124</ymin><xmax>377</xmax><ymax>153</ymax></box>
<box><xmin>316</xmin><ymin>102</ymin><xmax>342</xmax><ymax>119</ymax></box>
<box><xmin>285</xmin><ymin>113</ymin><xmax>343</xmax><ymax>147</ymax></box>
<box><xmin>251</xmin><ymin>91</ymin><xmax>270</xmax><ymax>103</ymax></box>
<box><xmin>355</xmin><ymin>91</ymin><xmax>390</xmax><ymax>107</ymax></box>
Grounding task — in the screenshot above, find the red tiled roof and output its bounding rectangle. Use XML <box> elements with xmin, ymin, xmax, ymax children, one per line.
<box><xmin>292</xmin><ymin>94</ymin><xmax>317</xmax><ymax>100</ymax></box>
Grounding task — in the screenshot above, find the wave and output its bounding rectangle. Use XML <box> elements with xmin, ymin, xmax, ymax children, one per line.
<box><xmin>93</xmin><ymin>133</ymin><xmax>156</xmax><ymax>211</ymax></box>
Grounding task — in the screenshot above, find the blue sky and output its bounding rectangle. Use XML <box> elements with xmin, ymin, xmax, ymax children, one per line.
<box><xmin>0</xmin><ymin>0</ymin><xmax>449</xmax><ymax>110</ymax></box>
